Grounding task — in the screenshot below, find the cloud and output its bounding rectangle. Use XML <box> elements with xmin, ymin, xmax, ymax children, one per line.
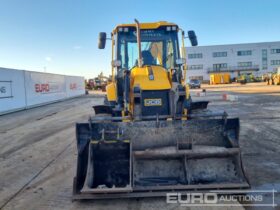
<box><xmin>45</xmin><ymin>56</ymin><xmax>52</xmax><ymax>62</ymax></box>
<box><xmin>73</xmin><ymin>45</ymin><xmax>82</xmax><ymax>50</ymax></box>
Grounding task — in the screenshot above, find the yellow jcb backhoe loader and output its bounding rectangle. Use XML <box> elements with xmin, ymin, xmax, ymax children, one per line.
<box><xmin>73</xmin><ymin>20</ymin><xmax>249</xmax><ymax>200</ymax></box>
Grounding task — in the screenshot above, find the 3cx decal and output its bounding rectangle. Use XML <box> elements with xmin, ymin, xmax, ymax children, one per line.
<box><xmin>144</xmin><ymin>98</ymin><xmax>162</xmax><ymax>106</ymax></box>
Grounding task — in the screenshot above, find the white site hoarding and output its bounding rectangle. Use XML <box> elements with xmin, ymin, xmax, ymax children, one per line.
<box><xmin>0</xmin><ymin>68</ymin><xmax>85</xmax><ymax>115</ymax></box>
<box><xmin>0</xmin><ymin>68</ymin><xmax>26</xmax><ymax>114</ymax></box>
<box><xmin>24</xmin><ymin>71</ymin><xmax>67</xmax><ymax>107</ymax></box>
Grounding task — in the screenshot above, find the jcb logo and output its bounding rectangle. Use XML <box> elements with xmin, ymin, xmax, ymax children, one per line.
<box><xmin>0</xmin><ymin>86</ymin><xmax>6</xmax><ymax>93</ymax></box>
<box><xmin>144</xmin><ymin>98</ymin><xmax>162</xmax><ymax>106</ymax></box>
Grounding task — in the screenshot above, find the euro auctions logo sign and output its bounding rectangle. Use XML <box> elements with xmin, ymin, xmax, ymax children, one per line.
<box><xmin>35</xmin><ymin>84</ymin><xmax>49</xmax><ymax>93</ymax></box>
<box><xmin>34</xmin><ymin>83</ymin><xmax>63</xmax><ymax>94</ymax></box>
<box><xmin>70</xmin><ymin>83</ymin><xmax>77</xmax><ymax>90</ymax></box>
<box><xmin>0</xmin><ymin>86</ymin><xmax>6</xmax><ymax>93</ymax></box>
<box><xmin>166</xmin><ymin>190</ymin><xmax>277</xmax><ymax>207</ymax></box>
<box><xmin>0</xmin><ymin>81</ymin><xmax>13</xmax><ymax>98</ymax></box>
<box><xmin>167</xmin><ymin>192</ymin><xmax>218</xmax><ymax>206</ymax></box>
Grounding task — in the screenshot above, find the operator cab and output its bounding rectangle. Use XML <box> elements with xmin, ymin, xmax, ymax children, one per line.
<box><xmin>116</xmin><ymin>24</ymin><xmax>180</xmax><ymax>71</ymax></box>
<box><xmin>111</xmin><ymin>22</ymin><xmax>184</xmax><ymax>108</ymax></box>
<box><xmin>98</xmin><ymin>21</ymin><xmax>197</xmax><ymax>113</ymax></box>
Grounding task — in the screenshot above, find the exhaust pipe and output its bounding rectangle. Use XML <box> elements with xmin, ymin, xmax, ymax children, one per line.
<box><xmin>134</xmin><ymin>19</ymin><xmax>142</xmax><ymax>67</ymax></box>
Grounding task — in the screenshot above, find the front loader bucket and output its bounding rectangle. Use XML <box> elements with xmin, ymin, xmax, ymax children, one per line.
<box><xmin>73</xmin><ymin>118</ymin><xmax>250</xmax><ymax>200</ymax></box>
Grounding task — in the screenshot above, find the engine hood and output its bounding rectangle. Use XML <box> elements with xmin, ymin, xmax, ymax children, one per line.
<box><xmin>130</xmin><ymin>65</ymin><xmax>171</xmax><ymax>90</ymax></box>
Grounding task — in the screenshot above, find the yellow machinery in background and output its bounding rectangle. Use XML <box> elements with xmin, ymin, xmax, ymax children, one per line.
<box><xmin>73</xmin><ymin>20</ymin><xmax>249</xmax><ymax>200</ymax></box>
<box><xmin>266</xmin><ymin>67</ymin><xmax>280</xmax><ymax>85</ymax></box>
<box><xmin>210</xmin><ymin>73</ymin><xmax>231</xmax><ymax>85</ymax></box>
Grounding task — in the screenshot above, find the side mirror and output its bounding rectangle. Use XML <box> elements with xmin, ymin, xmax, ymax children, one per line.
<box><xmin>111</xmin><ymin>59</ymin><xmax>122</xmax><ymax>67</ymax></box>
<box><xmin>98</xmin><ymin>32</ymin><xmax>107</xmax><ymax>49</ymax></box>
<box><xmin>176</xmin><ymin>58</ymin><xmax>186</xmax><ymax>65</ymax></box>
<box><xmin>188</xmin><ymin>30</ymin><xmax>198</xmax><ymax>46</ymax></box>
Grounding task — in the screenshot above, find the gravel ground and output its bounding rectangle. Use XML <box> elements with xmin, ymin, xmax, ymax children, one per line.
<box><xmin>0</xmin><ymin>83</ymin><xmax>279</xmax><ymax>210</ymax></box>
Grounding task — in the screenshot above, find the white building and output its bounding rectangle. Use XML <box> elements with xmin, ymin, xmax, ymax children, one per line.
<box><xmin>185</xmin><ymin>41</ymin><xmax>280</xmax><ymax>81</ymax></box>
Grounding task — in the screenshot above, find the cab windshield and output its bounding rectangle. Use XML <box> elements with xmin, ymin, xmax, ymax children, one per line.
<box><xmin>117</xmin><ymin>28</ymin><xmax>179</xmax><ymax>70</ymax></box>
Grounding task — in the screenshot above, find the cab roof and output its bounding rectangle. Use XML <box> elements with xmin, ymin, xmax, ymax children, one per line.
<box><xmin>113</xmin><ymin>21</ymin><xmax>178</xmax><ymax>33</ymax></box>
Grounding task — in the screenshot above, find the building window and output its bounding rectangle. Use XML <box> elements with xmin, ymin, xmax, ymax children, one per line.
<box><xmin>188</xmin><ymin>64</ymin><xmax>203</xmax><ymax>70</ymax></box>
<box><xmin>238</xmin><ymin>62</ymin><xmax>252</xmax><ymax>67</ymax></box>
<box><xmin>213</xmin><ymin>52</ymin><xmax>227</xmax><ymax>57</ymax></box>
<box><xmin>271</xmin><ymin>60</ymin><xmax>280</xmax><ymax>65</ymax></box>
<box><xmin>262</xmin><ymin>49</ymin><xmax>268</xmax><ymax>70</ymax></box>
<box><xmin>271</xmin><ymin>49</ymin><xmax>280</xmax><ymax>54</ymax></box>
<box><xmin>188</xmin><ymin>53</ymin><xmax>203</xmax><ymax>59</ymax></box>
<box><xmin>237</xmin><ymin>50</ymin><xmax>252</xmax><ymax>56</ymax></box>
<box><xmin>213</xmin><ymin>63</ymin><xmax>227</xmax><ymax>70</ymax></box>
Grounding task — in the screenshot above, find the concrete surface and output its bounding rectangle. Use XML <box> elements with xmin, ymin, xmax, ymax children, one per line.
<box><xmin>0</xmin><ymin>83</ymin><xmax>279</xmax><ymax>210</ymax></box>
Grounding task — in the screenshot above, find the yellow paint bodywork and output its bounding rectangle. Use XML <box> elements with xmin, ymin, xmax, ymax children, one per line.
<box><xmin>106</xmin><ymin>21</ymin><xmax>191</xmax><ymax>119</ymax></box>
<box><xmin>130</xmin><ymin>66</ymin><xmax>171</xmax><ymax>90</ymax></box>
<box><xmin>106</xmin><ymin>82</ymin><xmax>117</xmax><ymax>101</ymax></box>
<box><xmin>185</xmin><ymin>84</ymin><xmax>190</xmax><ymax>99</ymax></box>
